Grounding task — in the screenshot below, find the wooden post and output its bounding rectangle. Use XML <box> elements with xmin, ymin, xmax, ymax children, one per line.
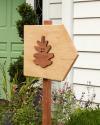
<box><xmin>42</xmin><ymin>79</ymin><xmax>51</xmax><ymax>125</ymax></box>
<box><xmin>42</xmin><ymin>20</ymin><xmax>52</xmax><ymax>125</ymax></box>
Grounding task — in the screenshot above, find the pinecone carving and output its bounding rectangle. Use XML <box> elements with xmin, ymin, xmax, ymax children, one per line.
<box><xmin>33</xmin><ymin>36</ymin><xmax>54</xmax><ymax>68</ymax></box>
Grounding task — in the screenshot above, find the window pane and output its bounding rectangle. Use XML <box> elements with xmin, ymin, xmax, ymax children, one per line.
<box><xmin>34</xmin><ymin>0</ymin><xmax>42</xmax><ymax>24</ymax></box>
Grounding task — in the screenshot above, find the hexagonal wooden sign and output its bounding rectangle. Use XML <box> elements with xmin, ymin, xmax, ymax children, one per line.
<box><xmin>24</xmin><ymin>25</ymin><xmax>78</xmax><ymax>81</ymax></box>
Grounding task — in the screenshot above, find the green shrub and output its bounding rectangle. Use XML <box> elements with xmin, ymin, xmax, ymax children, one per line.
<box><xmin>16</xmin><ymin>2</ymin><xmax>38</xmax><ymax>41</ymax></box>
<box><xmin>8</xmin><ymin>2</ymin><xmax>38</xmax><ymax>86</ymax></box>
<box><xmin>0</xmin><ymin>100</ymin><xmax>10</xmax><ymax>125</ymax></box>
<box><xmin>9</xmin><ymin>77</ymin><xmax>42</xmax><ymax>125</ymax></box>
<box><xmin>8</xmin><ymin>56</ymin><xmax>25</xmax><ymax>88</ymax></box>
<box><xmin>66</xmin><ymin>109</ymin><xmax>100</xmax><ymax>125</ymax></box>
<box><xmin>12</xmin><ymin>105</ymin><xmax>35</xmax><ymax>125</ymax></box>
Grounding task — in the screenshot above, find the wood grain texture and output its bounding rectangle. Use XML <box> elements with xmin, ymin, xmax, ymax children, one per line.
<box><xmin>24</xmin><ymin>25</ymin><xmax>78</xmax><ymax>81</ymax></box>
<box><xmin>42</xmin><ymin>79</ymin><xmax>51</xmax><ymax>125</ymax></box>
<box><xmin>42</xmin><ymin>20</ymin><xmax>52</xmax><ymax>125</ymax></box>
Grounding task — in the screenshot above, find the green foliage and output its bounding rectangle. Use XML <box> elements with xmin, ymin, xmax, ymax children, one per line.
<box><xmin>8</xmin><ymin>2</ymin><xmax>38</xmax><ymax>87</ymax></box>
<box><xmin>12</xmin><ymin>105</ymin><xmax>35</xmax><ymax>125</ymax></box>
<box><xmin>0</xmin><ymin>62</ymin><xmax>9</xmax><ymax>100</ymax></box>
<box><xmin>0</xmin><ymin>100</ymin><xmax>10</xmax><ymax>125</ymax></box>
<box><xmin>66</xmin><ymin>109</ymin><xmax>100</xmax><ymax>125</ymax></box>
<box><xmin>8</xmin><ymin>56</ymin><xmax>26</xmax><ymax>88</ymax></box>
<box><xmin>10</xmin><ymin>77</ymin><xmax>42</xmax><ymax>125</ymax></box>
<box><xmin>16</xmin><ymin>2</ymin><xmax>38</xmax><ymax>41</ymax></box>
<box><xmin>52</xmin><ymin>83</ymin><xmax>76</xmax><ymax>125</ymax></box>
<box><xmin>0</xmin><ymin>77</ymin><xmax>42</xmax><ymax>125</ymax></box>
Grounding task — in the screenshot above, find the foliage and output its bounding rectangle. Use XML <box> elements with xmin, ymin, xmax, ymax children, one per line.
<box><xmin>8</xmin><ymin>56</ymin><xmax>26</xmax><ymax>89</ymax></box>
<box><xmin>12</xmin><ymin>105</ymin><xmax>35</xmax><ymax>125</ymax></box>
<box><xmin>8</xmin><ymin>2</ymin><xmax>38</xmax><ymax>87</ymax></box>
<box><xmin>0</xmin><ymin>76</ymin><xmax>42</xmax><ymax>125</ymax></box>
<box><xmin>66</xmin><ymin>108</ymin><xmax>100</xmax><ymax>125</ymax></box>
<box><xmin>0</xmin><ymin>102</ymin><xmax>10</xmax><ymax>125</ymax></box>
<box><xmin>1</xmin><ymin>110</ymin><xmax>13</xmax><ymax>125</ymax></box>
<box><xmin>16</xmin><ymin>2</ymin><xmax>38</xmax><ymax>41</ymax></box>
<box><xmin>52</xmin><ymin>83</ymin><xmax>76</xmax><ymax>125</ymax></box>
<box><xmin>0</xmin><ymin>62</ymin><xmax>9</xmax><ymax>100</ymax></box>
<box><xmin>10</xmin><ymin>77</ymin><xmax>42</xmax><ymax>125</ymax></box>
<box><xmin>77</xmin><ymin>83</ymin><xmax>97</xmax><ymax>109</ymax></box>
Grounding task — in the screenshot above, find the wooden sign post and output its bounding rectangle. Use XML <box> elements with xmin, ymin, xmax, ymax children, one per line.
<box><xmin>24</xmin><ymin>20</ymin><xmax>78</xmax><ymax>125</ymax></box>
<box><xmin>42</xmin><ymin>20</ymin><xmax>52</xmax><ymax>125</ymax></box>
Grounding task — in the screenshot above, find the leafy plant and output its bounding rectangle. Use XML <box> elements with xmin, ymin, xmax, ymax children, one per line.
<box><xmin>8</xmin><ymin>2</ymin><xmax>38</xmax><ymax>87</ymax></box>
<box><xmin>12</xmin><ymin>105</ymin><xmax>35</xmax><ymax>125</ymax></box>
<box><xmin>16</xmin><ymin>2</ymin><xmax>38</xmax><ymax>41</ymax></box>
<box><xmin>52</xmin><ymin>83</ymin><xmax>76</xmax><ymax>125</ymax></box>
<box><xmin>8</xmin><ymin>56</ymin><xmax>26</xmax><ymax>89</ymax></box>
<box><xmin>66</xmin><ymin>108</ymin><xmax>100</xmax><ymax>125</ymax></box>
<box><xmin>9</xmin><ymin>76</ymin><xmax>42</xmax><ymax>125</ymax></box>
<box><xmin>0</xmin><ymin>62</ymin><xmax>9</xmax><ymax>100</ymax></box>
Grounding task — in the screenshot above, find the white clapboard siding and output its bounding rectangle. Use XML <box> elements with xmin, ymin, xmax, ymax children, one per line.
<box><xmin>43</xmin><ymin>0</ymin><xmax>62</xmax><ymax>24</ymax></box>
<box><xmin>73</xmin><ymin>0</ymin><xmax>100</xmax><ymax>104</ymax></box>
<box><xmin>74</xmin><ymin>52</ymin><xmax>100</xmax><ymax>69</ymax></box>
<box><xmin>74</xmin><ymin>0</ymin><xmax>94</xmax><ymax>1</ymax></box>
<box><xmin>50</xmin><ymin>0</ymin><xmax>62</xmax><ymax>3</ymax></box>
<box><xmin>49</xmin><ymin>3</ymin><xmax>62</xmax><ymax>19</ymax></box>
<box><xmin>73</xmin><ymin>84</ymin><xmax>100</xmax><ymax>103</ymax></box>
<box><xmin>51</xmin><ymin>19</ymin><xmax>62</xmax><ymax>24</ymax></box>
<box><xmin>74</xmin><ymin>19</ymin><xmax>100</xmax><ymax>34</ymax></box>
<box><xmin>73</xmin><ymin>68</ymin><xmax>100</xmax><ymax>86</ymax></box>
<box><xmin>74</xmin><ymin>36</ymin><xmax>100</xmax><ymax>52</ymax></box>
<box><xmin>74</xmin><ymin>1</ymin><xmax>100</xmax><ymax>18</ymax></box>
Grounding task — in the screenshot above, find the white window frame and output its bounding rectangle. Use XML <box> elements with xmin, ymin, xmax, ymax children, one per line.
<box><xmin>26</xmin><ymin>0</ymin><xmax>34</xmax><ymax>8</ymax></box>
<box><xmin>62</xmin><ymin>0</ymin><xmax>73</xmax><ymax>36</ymax></box>
<box><xmin>62</xmin><ymin>0</ymin><xmax>74</xmax><ymax>83</ymax></box>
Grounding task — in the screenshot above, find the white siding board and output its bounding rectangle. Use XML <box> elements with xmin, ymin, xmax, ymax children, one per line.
<box><xmin>43</xmin><ymin>0</ymin><xmax>62</xmax><ymax>21</ymax></box>
<box><xmin>74</xmin><ymin>19</ymin><xmax>100</xmax><ymax>34</ymax></box>
<box><xmin>74</xmin><ymin>1</ymin><xmax>100</xmax><ymax>18</ymax></box>
<box><xmin>74</xmin><ymin>36</ymin><xmax>100</xmax><ymax>52</ymax></box>
<box><xmin>49</xmin><ymin>4</ymin><xmax>62</xmax><ymax>18</ymax></box>
<box><xmin>62</xmin><ymin>0</ymin><xmax>74</xmax><ymax>83</ymax></box>
<box><xmin>73</xmin><ymin>68</ymin><xmax>100</xmax><ymax>86</ymax></box>
<box><xmin>73</xmin><ymin>0</ymin><xmax>100</xmax><ymax>104</ymax></box>
<box><xmin>74</xmin><ymin>0</ymin><xmax>95</xmax><ymax>1</ymax></box>
<box><xmin>51</xmin><ymin>19</ymin><xmax>62</xmax><ymax>24</ymax></box>
<box><xmin>74</xmin><ymin>52</ymin><xmax>100</xmax><ymax>69</ymax></box>
<box><xmin>73</xmin><ymin>84</ymin><xmax>100</xmax><ymax>103</ymax></box>
<box><xmin>50</xmin><ymin>0</ymin><xmax>62</xmax><ymax>3</ymax></box>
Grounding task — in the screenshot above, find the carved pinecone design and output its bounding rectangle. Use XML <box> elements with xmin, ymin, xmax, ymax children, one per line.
<box><xmin>33</xmin><ymin>36</ymin><xmax>54</xmax><ymax>68</ymax></box>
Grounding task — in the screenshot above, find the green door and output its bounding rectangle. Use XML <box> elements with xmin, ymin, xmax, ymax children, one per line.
<box><xmin>0</xmin><ymin>0</ymin><xmax>25</xmax><ymax>98</ymax></box>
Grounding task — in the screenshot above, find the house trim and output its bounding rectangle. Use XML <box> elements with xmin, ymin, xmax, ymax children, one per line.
<box><xmin>62</xmin><ymin>0</ymin><xmax>73</xmax><ymax>36</ymax></box>
<box><xmin>43</xmin><ymin>0</ymin><xmax>49</xmax><ymax>20</ymax></box>
<box><xmin>62</xmin><ymin>0</ymin><xmax>74</xmax><ymax>83</ymax></box>
<box><xmin>26</xmin><ymin>0</ymin><xmax>34</xmax><ymax>8</ymax></box>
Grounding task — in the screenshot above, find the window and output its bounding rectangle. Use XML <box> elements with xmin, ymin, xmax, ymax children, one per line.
<box><xmin>34</xmin><ymin>0</ymin><xmax>42</xmax><ymax>24</ymax></box>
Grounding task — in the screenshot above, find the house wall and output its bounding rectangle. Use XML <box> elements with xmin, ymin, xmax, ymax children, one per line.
<box><xmin>73</xmin><ymin>0</ymin><xmax>100</xmax><ymax>103</ymax></box>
